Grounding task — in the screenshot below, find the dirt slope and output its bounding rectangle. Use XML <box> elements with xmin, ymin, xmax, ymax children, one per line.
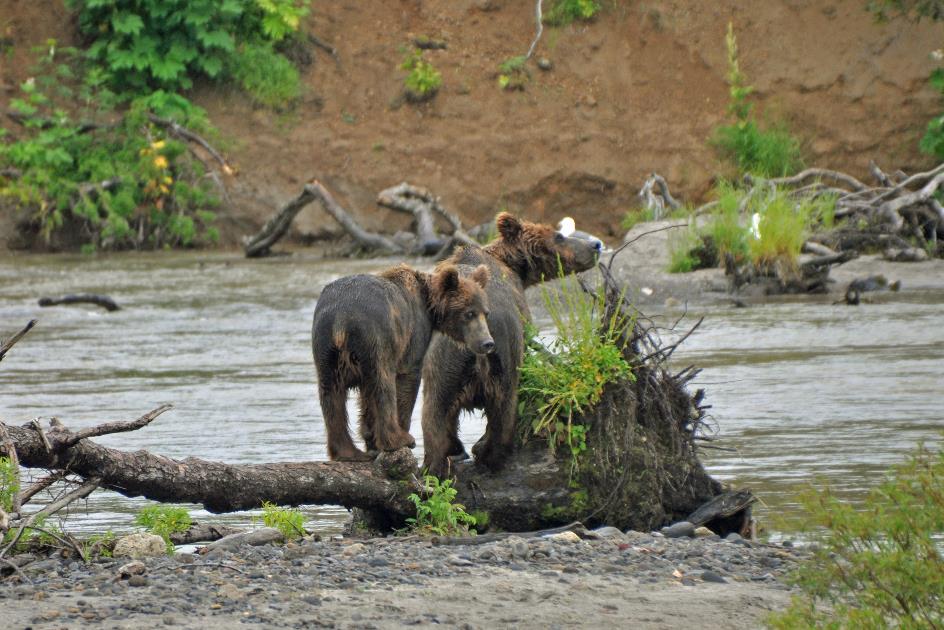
<box><xmin>1</xmin><ymin>0</ymin><xmax>942</xmax><ymax>247</ymax></box>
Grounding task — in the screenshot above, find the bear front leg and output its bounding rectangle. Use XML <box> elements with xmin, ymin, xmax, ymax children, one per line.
<box><xmin>395</xmin><ymin>371</ymin><xmax>422</xmax><ymax>434</ymax></box>
<box><xmin>472</xmin><ymin>391</ymin><xmax>518</xmax><ymax>471</ymax></box>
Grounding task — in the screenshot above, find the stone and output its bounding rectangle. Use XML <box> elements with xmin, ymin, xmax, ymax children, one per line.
<box><xmin>116</xmin><ymin>561</ymin><xmax>147</xmax><ymax>579</ymax></box>
<box><xmin>700</xmin><ymin>570</ymin><xmax>727</xmax><ymax>584</ymax></box>
<box><xmin>548</xmin><ymin>531</ymin><xmax>581</xmax><ymax>544</ymax></box>
<box><xmin>660</xmin><ymin>521</ymin><xmax>696</xmax><ymax>539</ymax></box>
<box><xmin>113</xmin><ymin>533</ymin><xmax>167</xmax><ymax>559</ymax></box>
<box><xmin>342</xmin><ymin>543</ymin><xmax>367</xmax><ymax>557</ymax></box>
<box><xmin>694</xmin><ymin>526</ymin><xmax>715</xmax><ymax>538</ymax></box>
<box><xmin>589</xmin><ymin>526</ymin><xmax>624</xmax><ymax>540</ymax></box>
<box><xmin>127</xmin><ymin>575</ymin><xmax>148</xmax><ymax>587</ymax></box>
<box><xmin>725</xmin><ymin>532</ymin><xmax>743</xmax><ymax>543</ymax></box>
<box><xmin>537</xmin><ymin>58</ymin><xmax>553</xmax><ymax>71</ymax></box>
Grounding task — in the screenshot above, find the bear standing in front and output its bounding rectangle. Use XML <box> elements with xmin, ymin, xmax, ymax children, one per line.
<box><xmin>313</xmin><ymin>264</ymin><xmax>493</xmax><ymax>461</ymax></box>
<box><xmin>421</xmin><ymin>213</ymin><xmax>601</xmax><ymax>477</ymax></box>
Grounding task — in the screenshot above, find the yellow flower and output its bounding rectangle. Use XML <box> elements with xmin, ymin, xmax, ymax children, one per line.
<box><xmin>163</xmin><ymin>175</ymin><xmax>173</xmax><ymax>185</ymax></box>
<box><xmin>151</xmin><ymin>140</ymin><xmax>166</xmax><ymax>150</ymax></box>
<box><xmin>153</xmin><ymin>155</ymin><xmax>169</xmax><ymax>169</ymax></box>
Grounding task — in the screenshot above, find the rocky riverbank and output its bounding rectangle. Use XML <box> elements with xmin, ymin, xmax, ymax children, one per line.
<box><xmin>1</xmin><ymin>527</ymin><xmax>804</xmax><ymax>629</ymax></box>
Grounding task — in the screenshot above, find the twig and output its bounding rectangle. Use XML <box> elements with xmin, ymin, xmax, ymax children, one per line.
<box><xmin>0</xmin><ymin>557</ymin><xmax>33</xmax><ymax>584</ymax></box>
<box><xmin>62</xmin><ymin>404</ymin><xmax>173</xmax><ymax>448</ymax></box>
<box><xmin>38</xmin><ymin>294</ymin><xmax>120</xmax><ymax>312</ymax></box>
<box><xmin>746</xmin><ymin>168</ymin><xmax>868</xmax><ymax>192</ymax></box>
<box><xmin>0</xmin><ymin>320</ymin><xmax>36</xmax><ymax>363</ymax></box>
<box><xmin>29</xmin><ymin>419</ymin><xmax>53</xmax><ymax>453</ymax></box>
<box><xmin>605</xmin><ymin>223</ymin><xmax>688</xmax><ymax>276</ymax></box>
<box><xmin>24</xmin><ymin>525</ymin><xmax>88</xmax><ymax>563</ymax></box>
<box><xmin>147</xmin><ymin>114</ymin><xmax>233</xmax><ymax>174</ymax></box>
<box><xmin>0</xmin><ymin>477</ymin><xmax>100</xmax><ymax>560</ymax></box>
<box><xmin>20</xmin><ymin>471</ymin><xmax>68</xmax><ymax>505</ymax></box>
<box><xmin>308</xmin><ymin>34</ymin><xmax>340</xmax><ymax>61</ymax></box>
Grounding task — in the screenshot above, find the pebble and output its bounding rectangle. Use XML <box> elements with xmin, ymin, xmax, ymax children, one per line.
<box><xmin>661</xmin><ymin>521</ymin><xmax>696</xmax><ymax>538</ymax></box>
<box><xmin>342</xmin><ymin>543</ymin><xmax>367</xmax><ymax>557</ymax></box>
<box><xmin>700</xmin><ymin>570</ymin><xmax>727</xmax><ymax>584</ymax></box>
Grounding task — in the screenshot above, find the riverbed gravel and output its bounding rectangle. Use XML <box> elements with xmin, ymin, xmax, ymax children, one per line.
<box><xmin>1</xmin><ymin>528</ymin><xmax>804</xmax><ymax>629</ymax></box>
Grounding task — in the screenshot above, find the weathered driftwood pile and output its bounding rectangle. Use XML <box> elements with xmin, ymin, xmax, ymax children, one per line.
<box><xmin>639</xmin><ymin>161</ymin><xmax>943</xmax><ymax>295</ymax></box>
<box><xmin>0</xmin><ymin>260</ymin><xmax>750</xmax><ymax>563</ymax></box>
<box><xmin>243</xmin><ymin>182</ymin><xmax>476</xmax><ymax>258</ymax></box>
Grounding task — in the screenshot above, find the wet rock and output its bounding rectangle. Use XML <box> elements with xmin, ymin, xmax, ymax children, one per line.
<box><xmin>342</xmin><ymin>543</ymin><xmax>367</xmax><ymax>557</ymax></box>
<box><xmin>127</xmin><ymin>575</ymin><xmax>148</xmax><ymax>587</ymax></box>
<box><xmin>548</xmin><ymin>531</ymin><xmax>581</xmax><ymax>544</ymax></box>
<box><xmin>113</xmin><ymin>533</ymin><xmax>167</xmax><ymax>559</ymax></box>
<box><xmin>694</xmin><ymin>526</ymin><xmax>715</xmax><ymax>538</ymax></box>
<box><xmin>700</xmin><ymin>570</ymin><xmax>727</xmax><ymax>584</ymax></box>
<box><xmin>725</xmin><ymin>533</ymin><xmax>743</xmax><ymax>543</ymax></box>
<box><xmin>661</xmin><ymin>522</ymin><xmax>695</xmax><ymax>539</ymax></box>
<box><xmin>589</xmin><ymin>526</ymin><xmax>624</xmax><ymax>540</ymax></box>
<box><xmin>116</xmin><ymin>561</ymin><xmax>147</xmax><ymax>579</ymax></box>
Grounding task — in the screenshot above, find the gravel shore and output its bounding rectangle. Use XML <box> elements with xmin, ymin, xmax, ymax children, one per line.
<box><xmin>1</xmin><ymin>528</ymin><xmax>803</xmax><ymax>629</ymax></box>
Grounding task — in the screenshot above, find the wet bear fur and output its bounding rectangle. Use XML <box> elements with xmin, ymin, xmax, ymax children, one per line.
<box><xmin>421</xmin><ymin>212</ymin><xmax>601</xmax><ymax>477</ymax></box>
<box><xmin>313</xmin><ymin>263</ymin><xmax>492</xmax><ymax>461</ymax></box>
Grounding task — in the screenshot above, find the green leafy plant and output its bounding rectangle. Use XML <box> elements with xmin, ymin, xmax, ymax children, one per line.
<box><xmin>544</xmin><ymin>0</ymin><xmax>601</xmax><ymax>26</ymax></box>
<box><xmin>230</xmin><ymin>41</ymin><xmax>301</xmax><ymax>109</ymax></box>
<box><xmin>401</xmin><ymin>49</ymin><xmax>442</xmax><ymax>102</ymax></box>
<box><xmin>518</xmin><ymin>266</ymin><xmax>634</xmax><ymax>475</ymax></box>
<box><xmin>135</xmin><ymin>504</ymin><xmax>192</xmax><ymax>553</ymax></box>
<box><xmin>0</xmin><ymin>50</ymin><xmax>220</xmax><ymax>250</ymax></box>
<box><xmin>257</xmin><ymin>501</ymin><xmax>306</xmax><ymax>540</ymax></box>
<box><xmin>666</xmin><ymin>224</ymin><xmax>704</xmax><ymax>273</ymax></box>
<box><xmin>0</xmin><ymin>456</ymin><xmax>19</xmax><ymax>513</ymax></box>
<box><xmin>407</xmin><ymin>475</ymin><xmax>477</xmax><ymax>536</ymax></box>
<box><xmin>66</xmin><ymin>0</ymin><xmax>309</xmax><ymax>96</ymax></box>
<box><xmin>710</xmin><ymin>23</ymin><xmax>803</xmax><ymax>177</ymax></box>
<box><xmin>498</xmin><ymin>55</ymin><xmax>530</xmax><ymax>91</ymax></box>
<box><xmin>768</xmin><ymin>441</ymin><xmax>944</xmax><ymax>629</ymax></box>
<box><xmin>83</xmin><ymin>530</ymin><xmax>117</xmax><ymax>558</ymax></box>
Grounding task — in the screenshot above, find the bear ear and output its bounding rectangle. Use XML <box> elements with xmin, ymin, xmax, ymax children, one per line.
<box><xmin>496</xmin><ymin>212</ymin><xmax>523</xmax><ymax>243</ymax></box>
<box><xmin>433</xmin><ymin>264</ymin><xmax>460</xmax><ymax>295</ymax></box>
<box><xmin>470</xmin><ymin>264</ymin><xmax>490</xmax><ymax>289</ymax></box>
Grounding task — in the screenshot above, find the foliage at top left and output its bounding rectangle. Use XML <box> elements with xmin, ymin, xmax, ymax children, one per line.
<box><xmin>67</xmin><ymin>0</ymin><xmax>310</xmax><ymax>95</ymax></box>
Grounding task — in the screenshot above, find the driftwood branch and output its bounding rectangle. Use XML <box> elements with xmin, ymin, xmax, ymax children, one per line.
<box><xmin>0</xmin><ymin>320</ymin><xmax>36</xmax><ymax>363</ymax></box>
<box><xmin>38</xmin><ymin>294</ymin><xmax>120</xmax><ymax>312</ymax></box>
<box><xmin>147</xmin><ymin>114</ymin><xmax>233</xmax><ymax>174</ymax></box>
<box><xmin>377</xmin><ymin>182</ymin><xmax>476</xmax><ymax>255</ymax></box>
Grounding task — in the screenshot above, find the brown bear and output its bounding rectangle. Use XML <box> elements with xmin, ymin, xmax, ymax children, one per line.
<box><xmin>313</xmin><ymin>263</ymin><xmax>493</xmax><ymax>461</ymax></box>
<box><xmin>421</xmin><ymin>213</ymin><xmax>601</xmax><ymax>477</ymax></box>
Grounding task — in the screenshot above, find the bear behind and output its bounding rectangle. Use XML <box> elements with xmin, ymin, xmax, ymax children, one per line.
<box><xmin>313</xmin><ymin>264</ymin><xmax>492</xmax><ymax>461</ymax></box>
<box><xmin>421</xmin><ymin>213</ymin><xmax>601</xmax><ymax>477</ymax></box>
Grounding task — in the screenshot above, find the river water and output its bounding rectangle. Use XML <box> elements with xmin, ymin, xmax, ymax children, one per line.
<box><xmin>1</xmin><ymin>251</ymin><xmax>942</xmax><ymax>537</ymax></box>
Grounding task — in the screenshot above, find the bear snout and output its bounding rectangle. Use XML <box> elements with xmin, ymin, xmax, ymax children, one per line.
<box><xmin>479</xmin><ymin>338</ymin><xmax>496</xmax><ymax>354</ymax></box>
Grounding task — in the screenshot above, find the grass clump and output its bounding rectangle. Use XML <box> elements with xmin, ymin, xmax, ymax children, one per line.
<box><xmin>621</xmin><ymin>204</ymin><xmax>691</xmax><ymax>232</ymax></box>
<box><xmin>407</xmin><ymin>475</ymin><xmax>477</xmax><ymax>536</ymax></box>
<box><xmin>401</xmin><ymin>50</ymin><xmax>442</xmax><ymax>102</ymax></box>
<box><xmin>0</xmin><ymin>456</ymin><xmax>18</xmax><ymax>513</ymax></box>
<box><xmin>544</xmin><ymin>0</ymin><xmax>601</xmax><ymax>26</ymax></box>
<box><xmin>498</xmin><ymin>55</ymin><xmax>530</xmax><ymax>91</ymax></box>
<box><xmin>711</xmin><ymin>22</ymin><xmax>803</xmax><ymax>177</ymax></box>
<box><xmin>518</xmin><ymin>265</ymin><xmax>634</xmax><ymax>475</ymax></box>
<box><xmin>230</xmin><ymin>42</ymin><xmax>301</xmax><ymax>109</ymax></box>
<box><xmin>136</xmin><ymin>504</ymin><xmax>191</xmax><ymax>553</ymax></box>
<box><xmin>258</xmin><ymin>501</ymin><xmax>306</xmax><ymax>540</ymax></box>
<box><xmin>768</xmin><ymin>441</ymin><xmax>944</xmax><ymax>629</ymax></box>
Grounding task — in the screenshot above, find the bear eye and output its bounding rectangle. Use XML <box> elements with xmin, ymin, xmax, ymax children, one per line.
<box><xmin>465</xmin><ymin>311</ymin><xmax>476</xmax><ymax>320</ymax></box>
<box><xmin>554</xmin><ymin>232</ymin><xmax>565</xmax><ymax>243</ymax></box>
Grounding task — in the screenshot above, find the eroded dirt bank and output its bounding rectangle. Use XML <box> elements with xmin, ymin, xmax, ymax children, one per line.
<box><xmin>1</xmin><ymin>1</ymin><xmax>942</xmax><ymax>247</ymax></box>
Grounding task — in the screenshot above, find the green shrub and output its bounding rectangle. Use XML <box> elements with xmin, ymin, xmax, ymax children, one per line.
<box><xmin>706</xmin><ymin>182</ymin><xmax>750</xmax><ymax>262</ymax></box>
<box><xmin>401</xmin><ymin>50</ymin><xmax>442</xmax><ymax>102</ymax></box>
<box><xmin>518</xmin><ymin>266</ymin><xmax>634</xmax><ymax>475</ymax></box>
<box><xmin>231</xmin><ymin>42</ymin><xmax>301</xmax><ymax>109</ymax></box>
<box><xmin>544</xmin><ymin>0</ymin><xmax>601</xmax><ymax>26</ymax></box>
<box><xmin>711</xmin><ymin>23</ymin><xmax>803</xmax><ymax>177</ymax></box>
<box><xmin>768</xmin><ymin>441</ymin><xmax>944</xmax><ymax>629</ymax></box>
<box><xmin>667</xmin><ymin>224</ymin><xmax>704</xmax><ymax>273</ymax></box>
<box><xmin>258</xmin><ymin>501</ymin><xmax>306</xmax><ymax>539</ymax></box>
<box><xmin>407</xmin><ymin>475</ymin><xmax>477</xmax><ymax>536</ymax></box>
<box><xmin>135</xmin><ymin>504</ymin><xmax>191</xmax><ymax>553</ymax></box>
<box><xmin>66</xmin><ymin>0</ymin><xmax>309</xmax><ymax>94</ymax></box>
<box><xmin>0</xmin><ymin>52</ymin><xmax>220</xmax><ymax>250</ymax></box>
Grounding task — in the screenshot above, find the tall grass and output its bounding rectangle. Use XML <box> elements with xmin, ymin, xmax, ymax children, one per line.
<box><xmin>518</xmin><ymin>264</ymin><xmax>634</xmax><ymax>474</ymax></box>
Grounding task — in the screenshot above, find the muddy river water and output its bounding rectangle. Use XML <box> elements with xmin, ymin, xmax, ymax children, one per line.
<box><xmin>1</xmin><ymin>252</ymin><xmax>942</xmax><ymax>537</ymax></box>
